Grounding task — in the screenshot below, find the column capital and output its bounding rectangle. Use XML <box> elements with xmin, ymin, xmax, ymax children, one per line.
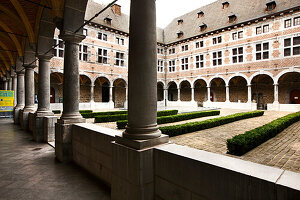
<box><xmin>273</xmin><ymin>83</ymin><xmax>279</xmax><ymax>86</ymax></box>
<box><xmin>59</xmin><ymin>31</ymin><xmax>86</xmax><ymax>43</ymax></box>
<box><xmin>23</xmin><ymin>64</ymin><xmax>37</xmax><ymax>69</ymax></box>
<box><xmin>247</xmin><ymin>84</ymin><xmax>251</xmax><ymax>87</ymax></box>
<box><xmin>37</xmin><ymin>54</ymin><xmax>53</xmax><ymax>61</ymax></box>
<box><xmin>16</xmin><ymin>70</ymin><xmax>25</xmax><ymax>75</ymax></box>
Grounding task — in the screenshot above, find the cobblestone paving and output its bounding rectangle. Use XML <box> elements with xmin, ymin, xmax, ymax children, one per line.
<box><xmin>241</xmin><ymin>121</ymin><xmax>300</xmax><ymax>173</ymax></box>
<box><xmin>169</xmin><ymin>110</ymin><xmax>300</xmax><ymax>172</ymax></box>
<box><xmin>0</xmin><ymin>119</ymin><xmax>110</xmax><ymax>200</ymax></box>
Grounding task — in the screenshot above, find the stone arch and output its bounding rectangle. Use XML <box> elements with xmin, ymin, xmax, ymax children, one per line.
<box><xmin>249</xmin><ymin>71</ymin><xmax>275</xmax><ymax>85</ymax></box>
<box><xmin>112</xmin><ymin>77</ymin><xmax>127</xmax><ymax>87</ymax></box>
<box><xmin>157</xmin><ymin>82</ymin><xmax>164</xmax><ymax>101</ymax></box>
<box><xmin>179</xmin><ymin>80</ymin><xmax>191</xmax><ymax>101</ymax></box>
<box><xmin>277</xmin><ymin>72</ymin><xmax>300</xmax><ymax>104</ymax></box>
<box><xmin>228</xmin><ymin>76</ymin><xmax>248</xmax><ymax>103</ymax></box>
<box><xmin>210</xmin><ymin>77</ymin><xmax>226</xmax><ymax>102</ymax></box>
<box><xmin>227</xmin><ymin>73</ymin><xmax>250</xmax><ymax>86</ymax></box>
<box><xmin>50</xmin><ymin>72</ymin><xmax>63</xmax><ymax>103</ymax></box>
<box><xmin>274</xmin><ymin>68</ymin><xmax>300</xmax><ymax>84</ymax></box>
<box><xmin>179</xmin><ymin>79</ymin><xmax>192</xmax><ymax>88</ymax></box>
<box><xmin>168</xmin><ymin>81</ymin><xmax>178</xmax><ymax>101</ymax></box>
<box><xmin>251</xmin><ymin>74</ymin><xmax>274</xmax><ymax>109</ymax></box>
<box><xmin>208</xmin><ymin>75</ymin><xmax>226</xmax><ymax>87</ymax></box>
<box><xmin>79</xmin><ymin>74</ymin><xmax>92</xmax><ymax>103</ymax></box>
<box><xmin>94</xmin><ymin>76</ymin><xmax>111</xmax><ymax>103</ymax></box>
<box><xmin>192</xmin><ymin>77</ymin><xmax>208</xmax><ymax>88</ymax></box>
<box><xmin>194</xmin><ymin>79</ymin><xmax>207</xmax><ymax>103</ymax></box>
<box><xmin>113</xmin><ymin>78</ymin><xmax>127</xmax><ymax>108</ymax></box>
<box><xmin>93</xmin><ymin>74</ymin><xmax>112</xmax><ymax>86</ymax></box>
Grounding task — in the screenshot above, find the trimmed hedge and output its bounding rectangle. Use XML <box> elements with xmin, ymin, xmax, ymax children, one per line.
<box><xmin>117</xmin><ymin>110</ymin><xmax>220</xmax><ymax>129</ymax></box>
<box><xmin>94</xmin><ymin>110</ymin><xmax>178</xmax><ymax>123</ymax></box>
<box><xmin>159</xmin><ymin>111</ymin><xmax>264</xmax><ymax>137</ymax></box>
<box><xmin>79</xmin><ymin>110</ymin><xmax>93</xmax><ymax>114</ymax></box>
<box><xmin>52</xmin><ymin>110</ymin><xmax>61</xmax><ymax>114</ymax></box>
<box><xmin>227</xmin><ymin>111</ymin><xmax>300</xmax><ymax>156</ymax></box>
<box><xmin>81</xmin><ymin>110</ymin><xmax>128</xmax><ymax>118</ymax></box>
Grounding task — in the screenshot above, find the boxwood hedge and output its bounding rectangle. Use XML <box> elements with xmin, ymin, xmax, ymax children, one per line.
<box><xmin>159</xmin><ymin>111</ymin><xmax>264</xmax><ymax>137</ymax></box>
<box><xmin>81</xmin><ymin>110</ymin><xmax>128</xmax><ymax>118</ymax></box>
<box><xmin>79</xmin><ymin>110</ymin><xmax>93</xmax><ymax>114</ymax></box>
<box><xmin>227</xmin><ymin>111</ymin><xmax>300</xmax><ymax>156</ymax></box>
<box><xmin>117</xmin><ymin>110</ymin><xmax>220</xmax><ymax>129</ymax></box>
<box><xmin>94</xmin><ymin>110</ymin><xmax>178</xmax><ymax>123</ymax></box>
<box><xmin>52</xmin><ymin>110</ymin><xmax>61</xmax><ymax>114</ymax></box>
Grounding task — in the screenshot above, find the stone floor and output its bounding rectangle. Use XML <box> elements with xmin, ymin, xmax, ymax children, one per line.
<box><xmin>0</xmin><ymin>118</ymin><xmax>111</xmax><ymax>200</ymax></box>
<box><xmin>170</xmin><ymin>109</ymin><xmax>300</xmax><ymax>173</ymax></box>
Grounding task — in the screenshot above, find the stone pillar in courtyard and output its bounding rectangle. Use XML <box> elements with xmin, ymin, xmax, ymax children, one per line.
<box><xmin>55</xmin><ymin>32</ymin><xmax>86</xmax><ymax>162</ymax></box>
<box><xmin>177</xmin><ymin>87</ymin><xmax>180</xmax><ymax>101</ymax></box>
<box><xmin>207</xmin><ymin>86</ymin><xmax>211</xmax><ymax>102</ymax></box>
<box><xmin>225</xmin><ymin>85</ymin><xmax>230</xmax><ymax>103</ymax></box>
<box><xmin>12</xmin><ymin>71</ymin><xmax>17</xmax><ymax>107</ymax></box>
<box><xmin>191</xmin><ymin>87</ymin><xmax>195</xmax><ymax>102</ymax></box>
<box><xmin>247</xmin><ymin>84</ymin><xmax>251</xmax><ymax>103</ymax></box>
<box><xmin>3</xmin><ymin>77</ymin><xmax>7</xmax><ymax>90</ymax></box>
<box><xmin>14</xmin><ymin>71</ymin><xmax>25</xmax><ymax>124</ymax></box>
<box><xmin>273</xmin><ymin>83</ymin><xmax>279</xmax><ymax>110</ymax></box>
<box><xmin>8</xmin><ymin>75</ymin><xmax>12</xmax><ymax>90</ymax></box>
<box><xmin>33</xmin><ymin>55</ymin><xmax>55</xmax><ymax>142</ymax></box>
<box><xmin>20</xmin><ymin>64</ymin><xmax>36</xmax><ymax>130</ymax></box>
<box><xmin>112</xmin><ymin>0</ymin><xmax>169</xmax><ymax>199</ymax></box>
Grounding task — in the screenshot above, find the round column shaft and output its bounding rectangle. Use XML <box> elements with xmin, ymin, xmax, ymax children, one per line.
<box><xmin>274</xmin><ymin>84</ymin><xmax>279</xmax><ymax>103</ymax></box>
<box><xmin>90</xmin><ymin>84</ymin><xmax>94</xmax><ymax>102</ymax></box>
<box><xmin>123</xmin><ymin>0</ymin><xmax>161</xmax><ymax>140</ymax></box>
<box><xmin>12</xmin><ymin>74</ymin><xmax>17</xmax><ymax>106</ymax></box>
<box><xmin>109</xmin><ymin>86</ymin><xmax>113</xmax><ymax>102</ymax></box>
<box><xmin>191</xmin><ymin>87</ymin><xmax>195</xmax><ymax>101</ymax></box>
<box><xmin>207</xmin><ymin>86</ymin><xmax>211</xmax><ymax>102</ymax></box>
<box><xmin>247</xmin><ymin>85</ymin><xmax>251</xmax><ymax>103</ymax></box>
<box><xmin>8</xmin><ymin>78</ymin><xmax>12</xmax><ymax>90</ymax></box>
<box><xmin>37</xmin><ymin>55</ymin><xmax>52</xmax><ymax>113</ymax></box>
<box><xmin>16</xmin><ymin>71</ymin><xmax>25</xmax><ymax>109</ymax></box>
<box><xmin>3</xmin><ymin>77</ymin><xmax>8</xmax><ymax>90</ymax></box>
<box><xmin>60</xmin><ymin>33</ymin><xmax>85</xmax><ymax>120</ymax></box>
<box><xmin>24</xmin><ymin>65</ymin><xmax>35</xmax><ymax>111</ymax></box>
<box><xmin>225</xmin><ymin>85</ymin><xmax>230</xmax><ymax>102</ymax></box>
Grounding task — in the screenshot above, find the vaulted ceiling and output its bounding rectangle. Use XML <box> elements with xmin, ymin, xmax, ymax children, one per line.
<box><xmin>0</xmin><ymin>0</ymin><xmax>64</xmax><ymax>77</ymax></box>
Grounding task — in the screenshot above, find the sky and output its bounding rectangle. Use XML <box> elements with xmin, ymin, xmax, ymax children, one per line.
<box><xmin>94</xmin><ymin>0</ymin><xmax>217</xmax><ymax>28</ymax></box>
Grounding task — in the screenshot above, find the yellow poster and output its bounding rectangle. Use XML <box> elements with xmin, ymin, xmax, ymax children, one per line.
<box><xmin>0</xmin><ymin>90</ymin><xmax>14</xmax><ymax>112</ymax></box>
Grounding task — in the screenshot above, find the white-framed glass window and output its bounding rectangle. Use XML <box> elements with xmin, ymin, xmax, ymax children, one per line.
<box><xmin>53</xmin><ymin>38</ymin><xmax>64</xmax><ymax>58</ymax></box>
<box><xmin>115</xmin><ymin>37</ymin><xmax>125</xmax><ymax>45</ymax></box>
<box><xmin>181</xmin><ymin>57</ymin><xmax>189</xmax><ymax>70</ymax></box>
<box><xmin>263</xmin><ymin>25</ymin><xmax>269</xmax><ymax>33</ymax></box>
<box><xmin>83</xmin><ymin>28</ymin><xmax>88</xmax><ymax>36</ymax></box>
<box><xmin>284</xmin><ymin>36</ymin><xmax>300</xmax><ymax>57</ymax></box>
<box><xmin>256</xmin><ymin>42</ymin><xmax>269</xmax><ymax>60</ymax></box>
<box><xmin>168</xmin><ymin>60</ymin><xmax>176</xmax><ymax>72</ymax></box>
<box><xmin>181</xmin><ymin>45</ymin><xmax>188</xmax><ymax>52</ymax></box>
<box><xmin>195</xmin><ymin>41</ymin><xmax>204</xmax><ymax>48</ymax></box>
<box><xmin>157</xmin><ymin>59</ymin><xmax>164</xmax><ymax>72</ymax></box>
<box><xmin>115</xmin><ymin>51</ymin><xmax>125</xmax><ymax>66</ymax></box>
<box><xmin>294</xmin><ymin>16</ymin><xmax>300</xmax><ymax>26</ymax></box>
<box><xmin>232</xmin><ymin>47</ymin><xmax>243</xmax><ymax>63</ymax></box>
<box><xmin>195</xmin><ymin>54</ymin><xmax>204</xmax><ymax>68</ymax></box>
<box><xmin>98</xmin><ymin>32</ymin><xmax>107</xmax><ymax>41</ymax></box>
<box><xmin>168</xmin><ymin>47</ymin><xmax>175</xmax><ymax>54</ymax></box>
<box><xmin>157</xmin><ymin>47</ymin><xmax>164</xmax><ymax>54</ymax></box>
<box><xmin>232</xmin><ymin>31</ymin><xmax>243</xmax><ymax>40</ymax></box>
<box><xmin>97</xmin><ymin>48</ymin><xmax>109</xmax><ymax>64</ymax></box>
<box><xmin>256</xmin><ymin>24</ymin><xmax>269</xmax><ymax>35</ymax></box>
<box><xmin>285</xmin><ymin>19</ymin><xmax>292</xmax><ymax>28</ymax></box>
<box><xmin>212</xmin><ymin>51</ymin><xmax>222</xmax><ymax>66</ymax></box>
<box><xmin>79</xmin><ymin>44</ymin><xmax>88</xmax><ymax>61</ymax></box>
<box><xmin>212</xmin><ymin>36</ymin><xmax>222</xmax><ymax>44</ymax></box>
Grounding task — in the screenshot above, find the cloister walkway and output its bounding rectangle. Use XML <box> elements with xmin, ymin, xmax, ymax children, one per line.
<box><xmin>0</xmin><ymin>119</ymin><xmax>110</xmax><ymax>200</ymax></box>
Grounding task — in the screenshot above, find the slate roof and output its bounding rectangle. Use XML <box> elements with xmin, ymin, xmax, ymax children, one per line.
<box><xmin>85</xmin><ymin>0</ymin><xmax>300</xmax><ymax>45</ymax></box>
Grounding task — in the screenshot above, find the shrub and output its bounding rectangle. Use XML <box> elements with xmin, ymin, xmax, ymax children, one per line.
<box><xmin>95</xmin><ymin>110</ymin><xmax>178</xmax><ymax>123</ymax></box>
<box><xmin>227</xmin><ymin>111</ymin><xmax>300</xmax><ymax>156</ymax></box>
<box><xmin>117</xmin><ymin>110</ymin><xmax>220</xmax><ymax>129</ymax></box>
<box><xmin>52</xmin><ymin>110</ymin><xmax>61</xmax><ymax>114</ymax></box>
<box><xmin>81</xmin><ymin>110</ymin><xmax>128</xmax><ymax>118</ymax></box>
<box><xmin>159</xmin><ymin>111</ymin><xmax>264</xmax><ymax>137</ymax></box>
<box><xmin>79</xmin><ymin>110</ymin><xmax>93</xmax><ymax>114</ymax></box>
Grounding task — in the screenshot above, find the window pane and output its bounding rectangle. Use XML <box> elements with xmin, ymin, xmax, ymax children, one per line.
<box><xmin>213</xmin><ymin>60</ymin><xmax>217</xmax><ymax>66</ymax></box>
<box><xmin>218</xmin><ymin>59</ymin><xmax>222</xmax><ymax>65</ymax></box>
<box><xmin>238</xmin><ymin>47</ymin><xmax>243</xmax><ymax>54</ymax></box>
<box><xmin>232</xmin><ymin>48</ymin><xmax>237</xmax><ymax>55</ymax></box>
<box><xmin>233</xmin><ymin>56</ymin><xmax>237</xmax><ymax>63</ymax></box>
<box><xmin>218</xmin><ymin>51</ymin><xmax>222</xmax><ymax>57</ymax></box>
<box><xmin>295</xmin><ymin>17</ymin><xmax>300</xmax><ymax>26</ymax></box>
<box><xmin>213</xmin><ymin>52</ymin><xmax>216</xmax><ymax>58</ymax></box>
<box><xmin>263</xmin><ymin>43</ymin><xmax>269</xmax><ymax>50</ymax></box>
<box><xmin>293</xmin><ymin>37</ymin><xmax>300</xmax><ymax>46</ymax></box>
<box><xmin>284</xmin><ymin>48</ymin><xmax>291</xmax><ymax>56</ymax></box>
<box><xmin>256</xmin><ymin>53</ymin><xmax>261</xmax><ymax>60</ymax></box>
<box><xmin>263</xmin><ymin>52</ymin><xmax>269</xmax><ymax>59</ymax></box>
<box><xmin>256</xmin><ymin>44</ymin><xmax>261</xmax><ymax>51</ymax></box>
<box><xmin>293</xmin><ymin>47</ymin><xmax>300</xmax><ymax>55</ymax></box>
<box><xmin>284</xmin><ymin>38</ymin><xmax>291</xmax><ymax>47</ymax></box>
<box><xmin>239</xmin><ymin>55</ymin><xmax>243</xmax><ymax>62</ymax></box>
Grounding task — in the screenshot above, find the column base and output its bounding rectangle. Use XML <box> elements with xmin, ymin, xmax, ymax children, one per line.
<box><xmin>43</xmin><ymin>116</ymin><xmax>57</xmax><ymax>143</ymax></box>
<box><xmin>19</xmin><ymin>110</ymin><xmax>30</xmax><ymax>130</ymax></box>
<box><xmin>13</xmin><ymin>106</ymin><xmax>23</xmax><ymax>124</ymax></box>
<box><xmin>33</xmin><ymin>111</ymin><xmax>54</xmax><ymax>142</ymax></box>
<box><xmin>55</xmin><ymin>117</ymin><xmax>86</xmax><ymax>163</ymax></box>
<box><xmin>28</xmin><ymin>112</ymin><xmax>35</xmax><ymax>132</ymax></box>
<box><xmin>111</xmin><ymin>136</ymin><xmax>169</xmax><ymax>200</ymax></box>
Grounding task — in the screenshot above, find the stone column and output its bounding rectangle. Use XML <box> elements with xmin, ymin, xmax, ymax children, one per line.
<box><xmin>112</xmin><ymin>0</ymin><xmax>168</xmax><ymax>199</ymax></box>
<box><xmin>55</xmin><ymin>32</ymin><xmax>86</xmax><ymax>162</ymax></box>
<box><xmin>14</xmin><ymin>71</ymin><xmax>25</xmax><ymax>124</ymax></box>
<box><xmin>8</xmin><ymin>77</ymin><xmax>12</xmax><ymax>90</ymax></box>
<box><xmin>3</xmin><ymin>77</ymin><xmax>7</xmax><ymax>90</ymax></box>
<box><xmin>247</xmin><ymin>85</ymin><xmax>252</xmax><ymax>103</ymax></box>
<box><xmin>178</xmin><ymin>88</ymin><xmax>181</xmax><ymax>101</ymax></box>
<box><xmin>191</xmin><ymin>87</ymin><xmax>195</xmax><ymax>101</ymax></box>
<box><xmin>274</xmin><ymin>84</ymin><xmax>279</xmax><ymax>103</ymax></box>
<box><xmin>207</xmin><ymin>86</ymin><xmax>211</xmax><ymax>102</ymax></box>
<box><xmin>33</xmin><ymin>55</ymin><xmax>54</xmax><ymax>142</ymax></box>
<box><xmin>124</xmin><ymin>86</ymin><xmax>128</xmax><ymax>109</ymax></box>
<box><xmin>90</xmin><ymin>84</ymin><xmax>94</xmax><ymax>102</ymax></box>
<box><xmin>109</xmin><ymin>86</ymin><xmax>113</xmax><ymax>103</ymax></box>
<box><xmin>225</xmin><ymin>85</ymin><xmax>230</xmax><ymax>102</ymax></box>
<box><xmin>12</xmin><ymin>73</ymin><xmax>17</xmax><ymax>106</ymax></box>
<box><xmin>20</xmin><ymin>65</ymin><xmax>36</xmax><ymax>130</ymax></box>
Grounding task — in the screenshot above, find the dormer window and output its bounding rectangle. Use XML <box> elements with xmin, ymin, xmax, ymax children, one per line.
<box><xmin>199</xmin><ymin>23</ymin><xmax>207</xmax><ymax>32</ymax></box>
<box><xmin>177</xmin><ymin>31</ymin><xmax>183</xmax><ymax>38</ymax></box>
<box><xmin>104</xmin><ymin>17</ymin><xmax>112</xmax><ymax>25</ymax></box>
<box><xmin>266</xmin><ymin>1</ymin><xmax>276</xmax><ymax>11</ymax></box>
<box><xmin>228</xmin><ymin>14</ymin><xmax>237</xmax><ymax>23</ymax></box>
<box><xmin>222</xmin><ymin>1</ymin><xmax>229</xmax><ymax>9</ymax></box>
<box><xmin>197</xmin><ymin>11</ymin><xmax>204</xmax><ymax>18</ymax></box>
<box><xmin>177</xmin><ymin>19</ymin><xmax>183</xmax><ymax>25</ymax></box>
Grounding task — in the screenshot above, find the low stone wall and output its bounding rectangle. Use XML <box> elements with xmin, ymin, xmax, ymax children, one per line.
<box><xmin>72</xmin><ymin>123</ymin><xmax>121</xmax><ymax>186</ymax></box>
<box><xmin>154</xmin><ymin>144</ymin><xmax>300</xmax><ymax>200</ymax></box>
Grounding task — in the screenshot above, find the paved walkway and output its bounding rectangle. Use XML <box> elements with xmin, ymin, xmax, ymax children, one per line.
<box><xmin>169</xmin><ymin>110</ymin><xmax>300</xmax><ymax>173</ymax></box>
<box><xmin>0</xmin><ymin>119</ymin><xmax>110</xmax><ymax>200</ymax></box>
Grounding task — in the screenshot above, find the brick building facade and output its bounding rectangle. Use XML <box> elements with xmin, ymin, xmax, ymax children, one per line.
<box><xmin>47</xmin><ymin>0</ymin><xmax>300</xmax><ymax>111</ymax></box>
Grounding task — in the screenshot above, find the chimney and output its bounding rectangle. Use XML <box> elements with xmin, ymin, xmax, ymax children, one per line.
<box><xmin>112</xmin><ymin>4</ymin><xmax>121</xmax><ymax>16</ymax></box>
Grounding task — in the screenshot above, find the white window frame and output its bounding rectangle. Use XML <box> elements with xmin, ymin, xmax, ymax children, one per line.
<box><xmin>232</xmin><ymin>47</ymin><xmax>244</xmax><ymax>63</ymax></box>
<box><xmin>168</xmin><ymin>60</ymin><xmax>176</xmax><ymax>72</ymax></box>
<box><xmin>181</xmin><ymin>45</ymin><xmax>189</xmax><ymax>52</ymax></box>
<box><xmin>115</xmin><ymin>37</ymin><xmax>125</xmax><ymax>45</ymax></box>
<box><xmin>98</xmin><ymin>32</ymin><xmax>108</xmax><ymax>41</ymax></box>
<box><xmin>53</xmin><ymin>38</ymin><xmax>64</xmax><ymax>58</ymax></box>
<box><xmin>212</xmin><ymin>51</ymin><xmax>222</xmax><ymax>66</ymax></box>
<box><xmin>79</xmin><ymin>44</ymin><xmax>89</xmax><ymax>61</ymax></box>
<box><xmin>180</xmin><ymin>57</ymin><xmax>189</xmax><ymax>70</ymax></box>
<box><xmin>195</xmin><ymin>41</ymin><xmax>204</xmax><ymax>49</ymax></box>
<box><xmin>256</xmin><ymin>42</ymin><xmax>269</xmax><ymax>60</ymax></box>
<box><xmin>195</xmin><ymin>54</ymin><xmax>204</xmax><ymax>68</ymax></box>
<box><xmin>115</xmin><ymin>51</ymin><xmax>125</xmax><ymax>67</ymax></box>
<box><xmin>157</xmin><ymin>59</ymin><xmax>164</xmax><ymax>73</ymax></box>
<box><xmin>284</xmin><ymin>36</ymin><xmax>300</xmax><ymax>57</ymax></box>
<box><xmin>97</xmin><ymin>48</ymin><xmax>109</xmax><ymax>64</ymax></box>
